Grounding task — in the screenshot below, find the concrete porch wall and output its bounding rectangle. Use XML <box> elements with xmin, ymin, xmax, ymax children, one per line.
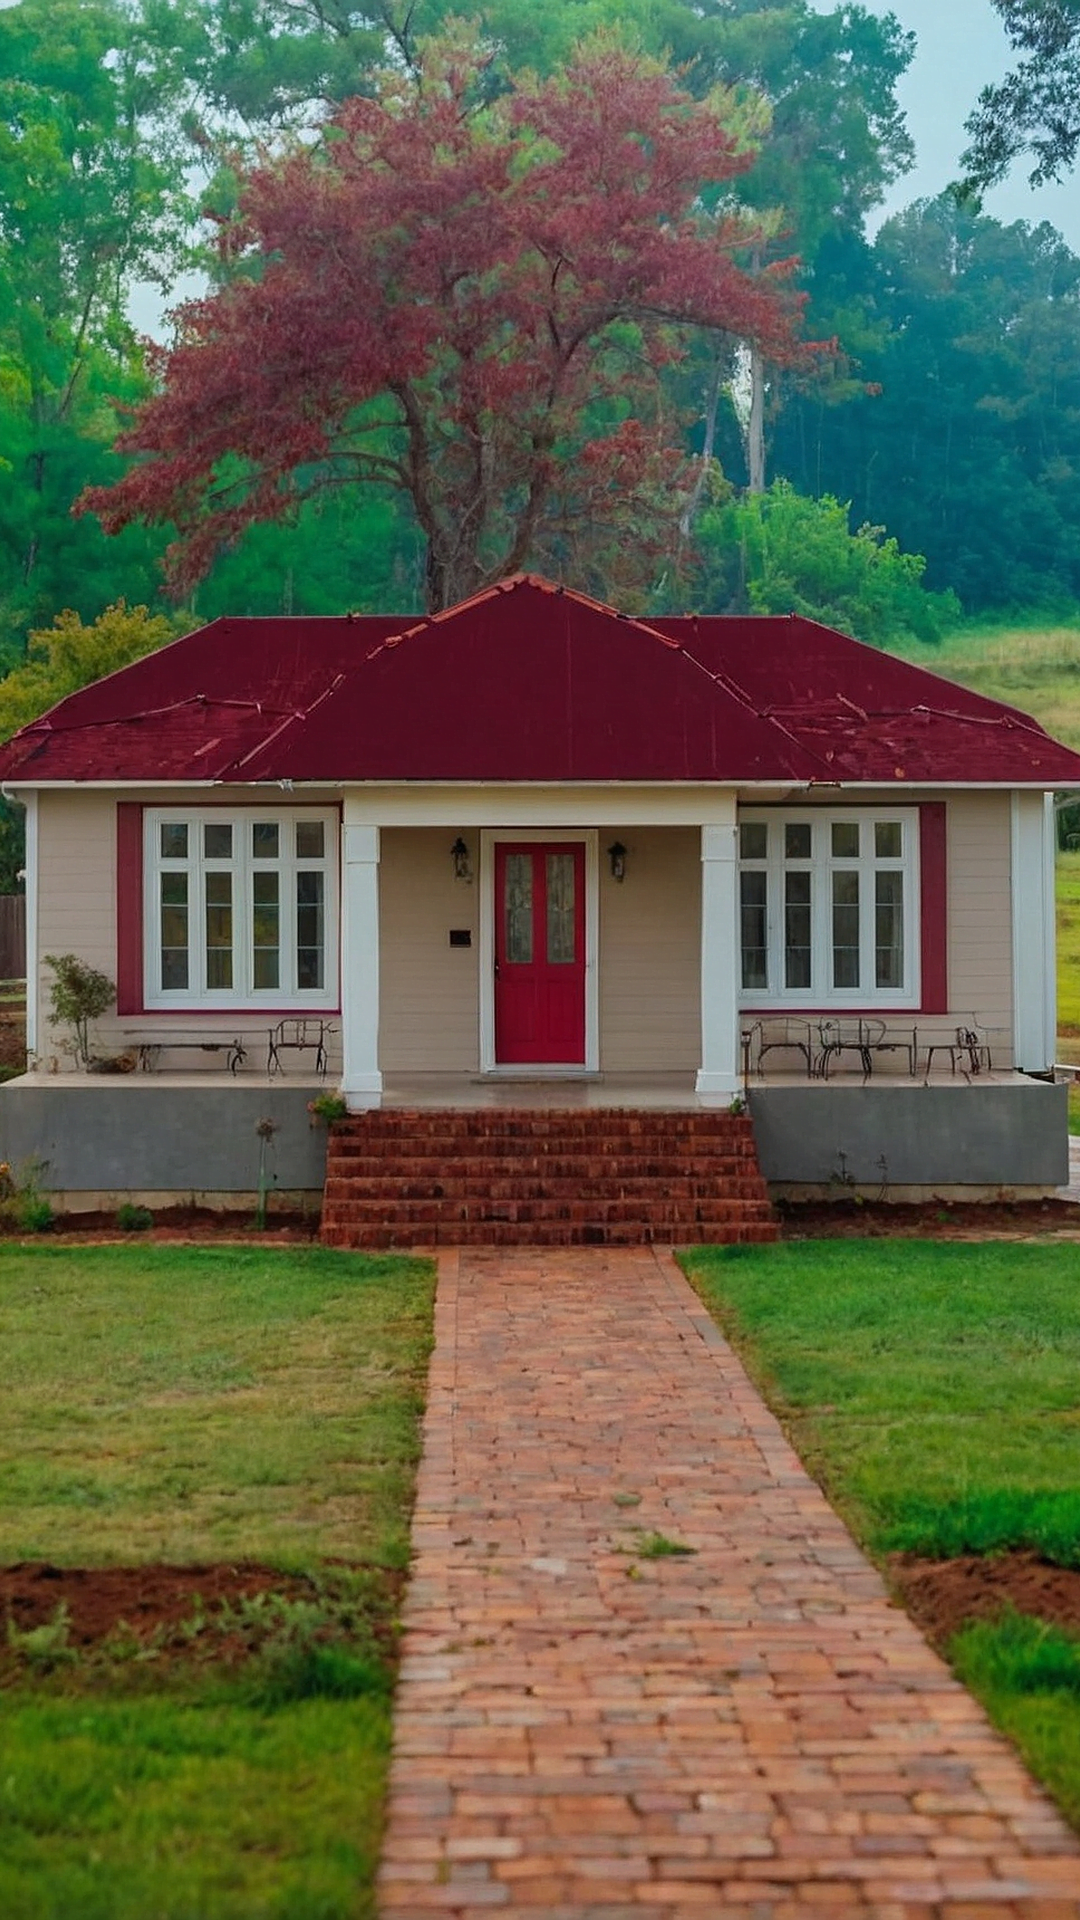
<box><xmin>749</xmin><ymin>1078</ymin><xmax>1068</xmax><ymax>1192</ymax></box>
<box><xmin>0</xmin><ymin>1074</ymin><xmax>1066</xmax><ymax>1205</ymax></box>
<box><xmin>0</xmin><ymin>1080</ymin><xmax>327</xmax><ymax>1201</ymax></box>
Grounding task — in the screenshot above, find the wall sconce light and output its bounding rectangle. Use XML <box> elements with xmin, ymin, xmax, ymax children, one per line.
<box><xmin>607</xmin><ymin>841</ymin><xmax>627</xmax><ymax>882</ymax></box>
<box><xmin>451</xmin><ymin>836</ymin><xmax>472</xmax><ymax>881</ymax></box>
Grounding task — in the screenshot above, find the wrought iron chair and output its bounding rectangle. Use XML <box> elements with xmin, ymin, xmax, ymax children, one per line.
<box><xmin>816</xmin><ymin>1016</ymin><xmax>888</xmax><ymax>1080</ymax></box>
<box><xmin>744</xmin><ymin>1017</ymin><xmax>816</xmax><ymax>1079</ymax></box>
<box><xmin>266</xmin><ymin>1018</ymin><xmax>335</xmax><ymax>1078</ymax></box>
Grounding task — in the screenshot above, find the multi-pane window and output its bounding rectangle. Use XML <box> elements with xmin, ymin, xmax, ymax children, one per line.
<box><xmin>145</xmin><ymin>809</ymin><xmax>337</xmax><ymax>1008</ymax></box>
<box><xmin>738</xmin><ymin>810</ymin><xmax>917</xmax><ymax>1005</ymax></box>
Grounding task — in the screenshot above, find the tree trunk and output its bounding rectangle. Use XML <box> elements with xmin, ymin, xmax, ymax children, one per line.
<box><xmin>747</xmin><ymin>342</ymin><xmax>766</xmax><ymax>494</ymax></box>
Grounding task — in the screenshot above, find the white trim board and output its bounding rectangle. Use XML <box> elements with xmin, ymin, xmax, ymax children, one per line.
<box><xmin>478</xmin><ymin>829</ymin><xmax>600</xmax><ymax>1076</ymax></box>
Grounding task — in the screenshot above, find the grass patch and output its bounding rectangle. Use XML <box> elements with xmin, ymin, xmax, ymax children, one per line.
<box><xmin>0</xmin><ymin>1243</ymin><xmax>435</xmax><ymax>1918</ymax></box>
<box><xmin>681</xmin><ymin>1239</ymin><xmax>1080</xmax><ymax>1565</ymax></box>
<box><xmin>1058</xmin><ymin>852</ymin><xmax>1080</xmax><ymax>1042</ymax></box>
<box><xmin>682</xmin><ymin>1238</ymin><xmax>1080</xmax><ymax>1834</ymax></box>
<box><xmin>0</xmin><ymin>1243</ymin><xmax>431</xmax><ymax>1565</ymax></box>
<box><xmin>951</xmin><ymin>1612</ymin><xmax>1080</xmax><ymax>1831</ymax></box>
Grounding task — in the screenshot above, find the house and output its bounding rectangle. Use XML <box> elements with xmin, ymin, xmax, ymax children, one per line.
<box><xmin>1</xmin><ymin>573</ymin><xmax>1077</xmax><ymax>1233</ymax></box>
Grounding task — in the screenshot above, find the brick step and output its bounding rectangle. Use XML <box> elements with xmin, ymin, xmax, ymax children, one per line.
<box><xmin>328</xmin><ymin>1140</ymin><xmax>759</xmax><ymax>1165</ymax></box>
<box><xmin>322</xmin><ymin>1219</ymin><xmax>780</xmax><ymax>1249</ymax></box>
<box><xmin>324</xmin><ymin>1159</ymin><xmax>762</xmax><ymax>1187</ymax></box>
<box><xmin>321</xmin><ymin>1196</ymin><xmax>776</xmax><ymax>1227</ymax></box>
<box><xmin>324</xmin><ymin>1175</ymin><xmax>769</xmax><ymax>1204</ymax></box>
<box><xmin>329</xmin><ymin>1112</ymin><xmax>756</xmax><ymax>1142</ymax></box>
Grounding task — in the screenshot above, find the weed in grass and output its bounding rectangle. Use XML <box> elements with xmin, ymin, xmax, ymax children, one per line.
<box><xmin>6</xmin><ymin>1603</ymin><xmax>76</xmax><ymax>1675</ymax></box>
<box><xmin>626</xmin><ymin>1531</ymin><xmax>697</xmax><ymax>1559</ymax></box>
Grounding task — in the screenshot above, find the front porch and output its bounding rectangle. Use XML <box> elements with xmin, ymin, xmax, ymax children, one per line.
<box><xmin>0</xmin><ymin>1066</ymin><xmax>1067</xmax><ymax>1213</ymax></box>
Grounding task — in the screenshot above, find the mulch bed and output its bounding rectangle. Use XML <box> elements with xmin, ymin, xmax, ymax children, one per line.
<box><xmin>889</xmin><ymin>1550</ymin><xmax>1080</xmax><ymax>1646</ymax></box>
<box><xmin>0</xmin><ymin>1206</ymin><xmax>319</xmax><ymax>1243</ymax></box>
<box><xmin>1</xmin><ymin>1198</ymin><xmax>1077</xmax><ymax>1244</ymax></box>
<box><xmin>778</xmin><ymin>1197</ymin><xmax>1080</xmax><ymax>1238</ymax></box>
<box><xmin>0</xmin><ymin>1561</ymin><xmax>315</xmax><ymax>1651</ymax></box>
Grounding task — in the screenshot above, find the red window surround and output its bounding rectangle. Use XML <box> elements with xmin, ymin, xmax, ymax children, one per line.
<box><xmin>919</xmin><ymin>802</ymin><xmax>948</xmax><ymax>1014</ymax></box>
<box><xmin>116</xmin><ymin>802</ymin><xmax>144</xmax><ymax>1016</ymax></box>
<box><xmin>116</xmin><ymin>801</ymin><xmax>343</xmax><ymax>1016</ymax></box>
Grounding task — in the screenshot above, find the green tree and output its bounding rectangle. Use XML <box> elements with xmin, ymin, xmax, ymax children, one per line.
<box><xmin>0</xmin><ymin>0</ymin><xmax>190</xmax><ymax>659</ymax></box>
<box><xmin>692</xmin><ymin>478</ymin><xmax>959</xmax><ymax>646</ymax></box>
<box><xmin>771</xmin><ymin>196</ymin><xmax>1080</xmax><ymax>613</ymax></box>
<box><xmin>964</xmin><ymin>0</ymin><xmax>1080</xmax><ymax>188</ymax></box>
<box><xmin>0</xmin><ymin>600</ymin><xmax>189</xmax><ymax>741</ymax></box>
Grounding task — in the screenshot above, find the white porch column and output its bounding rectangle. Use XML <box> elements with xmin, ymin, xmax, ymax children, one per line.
<box><xmin>1011</xmin><ymin>790</ymin><xmax>1056</xmax><ymax>1073</ymax></box>
<box><xmin>696</xmin><ymin>805</ymin><xmax>741</xmax><ymax>1100</ymax></box>
<box><xmin>22</xmin><ymin>791</ymin><xmax>38</xmax><ymax>1061</ymax></box>
<box><xmin>340</xmin><ymin>816</ymin><xmax>382</xmax><ymax>1105</ymax></box>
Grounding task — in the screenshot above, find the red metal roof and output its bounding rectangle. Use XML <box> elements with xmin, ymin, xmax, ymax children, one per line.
<box><xmin>2</xmin><ymin>576</ymin><xmax>1079</xmax><ymax>787</ymax></box>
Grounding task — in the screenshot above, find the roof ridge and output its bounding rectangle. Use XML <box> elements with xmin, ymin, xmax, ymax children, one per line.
<box><xmin>361</xmin><ymin>572</ymin><xmax>687</xmax><ymax>663</ymax></box>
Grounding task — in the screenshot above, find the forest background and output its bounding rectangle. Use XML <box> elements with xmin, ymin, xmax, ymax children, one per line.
<box><xmin>2</xmin><ymin>0</ymin><xmax>1080</xmax><ymax>835</ymax></box>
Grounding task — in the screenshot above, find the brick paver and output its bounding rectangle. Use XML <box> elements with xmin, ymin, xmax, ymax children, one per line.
<box><xmin>378</xmin><ymin>1248</ymin><xmax>1080</xmax><ymax>1918</ymax></box>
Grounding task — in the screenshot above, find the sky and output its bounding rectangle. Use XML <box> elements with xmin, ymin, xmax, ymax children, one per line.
<box><xmin>813</xmin><ymin>0</ymin><xmax>1080</xmax><ymax>246</ymax></box>
<box><xmin>122</xmin><ymin>0</ymin><xmax>1077</xmax><ymax>332</ymax></box>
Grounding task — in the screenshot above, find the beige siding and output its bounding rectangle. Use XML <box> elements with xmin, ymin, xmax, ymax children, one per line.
<box><xmin>35</xmin><ymin>791</ymin><xmax>118</xmax><ymax>1065</ymax></box>
<box><xmin>599</xmin><ymin>827</ymin><xmax>701</xmax><ymax>1070</ymax></box>
<box><xmin>379</xmin><ymin>828</ymin><xmax>480</xmax><ymax>1071</ymax></box>
<box><xmin>948</xmin><ymin>791</ymin><xmax>1014</xmax><ymax>1063</ymax></box>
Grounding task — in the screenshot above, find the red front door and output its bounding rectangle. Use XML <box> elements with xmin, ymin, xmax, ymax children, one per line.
<box><xmin>494</xmin><ymin>843</ymin><xmax>586</xmax><ymax>1064</ymax></box>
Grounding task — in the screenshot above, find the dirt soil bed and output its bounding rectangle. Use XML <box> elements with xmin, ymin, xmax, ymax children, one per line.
<box><xmin>0</xmin><ymin>1206</ymin><xmax>319</xmax><ymax>1242</ymax></box>
<box><xmin>890</xmin><ymin>1550</ymin><xmax>1080</xmax><ymax>1644</ymax></box>
<box><xmin>1</xmin><ymin>1198</ymin><xmax>1078</xmax><ymax>1244</ymax></box>
<box><xmin>0</xmin><ymin>1561</ymin><xmax>316</xmax><ymax>1652</ymax></box>
<box><xmin>0</xmin><ymin>1007</ymin><xmax>25</xmax><ymax>1072</ymax></box>
<box><xmin>779</xmin><ymin>1197</ymin><xmax>1080</xmax><ymax>1238</ymax></box>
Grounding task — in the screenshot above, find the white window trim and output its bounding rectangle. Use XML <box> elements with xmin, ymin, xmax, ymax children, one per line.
<box><xmin>478</xmin><ymin>828</ymin><xmax>600</xmax><ymax>1074</ymax></box>
<box><xmin>738</xmin><ymin>806</ymin><xmax>921</xmax><ymax>1011</ymax></box>
<box><xmin>144</xmin><ymin>806</ymin><xmax>339</xmax><ymax>1011</ymax></box>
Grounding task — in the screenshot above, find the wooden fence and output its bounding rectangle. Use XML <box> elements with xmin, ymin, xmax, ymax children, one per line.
<box><xmin>0</xmin><ymin>894</ymin><xmax>26</xmax><ymax>982</ymax></box>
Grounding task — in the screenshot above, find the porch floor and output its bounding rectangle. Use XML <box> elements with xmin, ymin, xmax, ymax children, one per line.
<box><xmin>7</xmin><ymin>1065</ymin><xmax>1033</xmax><ymax>1105</ymax></box>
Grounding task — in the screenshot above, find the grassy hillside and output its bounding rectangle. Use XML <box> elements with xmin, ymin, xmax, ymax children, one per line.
<box><xmin>900</xmin><ymin>619</ymin><xmax>1080</xmax><ymax>749</ymax></box>
<box><xmin>898</xmin><ymin>620</ymin><xmax>1080</xmax><ymax>1055</ymax></box>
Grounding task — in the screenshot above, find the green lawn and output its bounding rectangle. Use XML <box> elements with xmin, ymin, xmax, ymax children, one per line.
<box><xmin>682</xmin><ymin>1239</ymin><xmax>1080</xmax><ymax>1833</ymax></box>
<box><xmin>0</xmin><ymin>1243</ymin><xmax>435</xmax><ymax>1920</ymax></box>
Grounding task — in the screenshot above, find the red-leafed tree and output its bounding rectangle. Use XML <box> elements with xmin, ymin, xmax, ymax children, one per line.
<box><xmin>84</xmin><ymin>32</ymin><xmax>807</xmax><ymax>611</ymax></box>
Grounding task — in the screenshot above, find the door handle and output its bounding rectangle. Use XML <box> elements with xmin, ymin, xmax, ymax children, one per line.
<box><xmin>494</xmin><ymin>958</ymin><xmax>500</xmax><ymax>977</ymax></box>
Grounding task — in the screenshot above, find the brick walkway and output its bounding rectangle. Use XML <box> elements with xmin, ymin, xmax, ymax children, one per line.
<box><xmin>378</xmin><ymin>1248</ymin><xmax>1080</xmax><ymax>1918</ymax></box>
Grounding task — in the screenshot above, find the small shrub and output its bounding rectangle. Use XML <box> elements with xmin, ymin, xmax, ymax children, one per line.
<box><xmin>308</xmin><ymin>1093</ymin><xmax>348</xmax><ymax>1125</ymax></box>
<box><xmin>115</xmin><ymin>1203</ymin><xmax>153</xmax><ymax>1233</ymax></box>
<box><xmin>44</xmin><ymin>953</ymin><xmax>115</xmax><ymax>1068</ymax></box>
<box><xmin>0</xmin><ymin>1156</ymin><xmax>53</xmax><ymax>1231</ymax></box>
<box><xmin>19</xmin><ymin>1197</ymin><xmax>55</xmax><ymax>1233</ymax></box>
